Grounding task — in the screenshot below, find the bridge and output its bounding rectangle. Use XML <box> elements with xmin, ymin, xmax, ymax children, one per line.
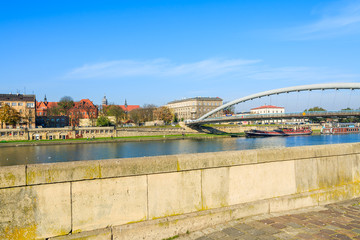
<box><xmin>187</xmin><ymin>83</ymin><xmax>360</xmax><ymax>126</ymax></box>
<box><xmin>195</xmin><ymin>110</ymin><xmax>360</xmax><ymax>125</ymax></box>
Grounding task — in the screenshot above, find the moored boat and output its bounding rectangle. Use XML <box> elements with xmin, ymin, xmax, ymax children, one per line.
<box><xmin>245</xmin><ymin>127</ymin><xmax>312</xmax><ymax>137</ymax></box>
<box><xmin>321</xmin><ymin>123</ymin><xmax>360</xmax><ymax>134</ymax></box>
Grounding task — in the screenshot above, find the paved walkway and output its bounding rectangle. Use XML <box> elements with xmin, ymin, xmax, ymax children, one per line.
<box><xmin>178</xmin><ymin>198</ymin><xmax>360</xmax><ymax>240</ymax></box>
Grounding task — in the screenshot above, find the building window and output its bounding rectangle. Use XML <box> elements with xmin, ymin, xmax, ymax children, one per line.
<box><xmin>18</xmin><ymin>102</ymin><xmax>23</xmax><ymax>106</ymax></box>
<box><xmin>26</xmin><ymin>103</ymin><xmax>34</xmax><ymax>108</ymax></box>
<box><xmin>12</xmin><ymin>102</ymin><xmax>16</xmax><ymax>106</ymax></box>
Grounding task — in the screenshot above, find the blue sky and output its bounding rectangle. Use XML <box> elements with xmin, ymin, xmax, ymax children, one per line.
<box><xmin>1</xmin><ymin>0</ymin><xmax>360</xmax><ymax>110</ymax></box>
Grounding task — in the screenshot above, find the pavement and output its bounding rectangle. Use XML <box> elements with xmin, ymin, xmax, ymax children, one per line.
<box><xmin>177</xmin><ymin>197</ymin><xmax>360</xmax><ymax>240</ymax></box>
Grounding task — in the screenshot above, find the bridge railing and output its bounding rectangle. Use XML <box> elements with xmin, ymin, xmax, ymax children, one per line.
<box><xmin>187</xmin><ymin>110</ymin><xmax>360</xmax><ymax>125</ymax></box>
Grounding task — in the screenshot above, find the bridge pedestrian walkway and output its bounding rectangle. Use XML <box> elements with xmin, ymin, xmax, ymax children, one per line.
<box><xmin>177</xmin><ymin>198</ymin><xmax>360</xmax><ymax>240</ymax></box>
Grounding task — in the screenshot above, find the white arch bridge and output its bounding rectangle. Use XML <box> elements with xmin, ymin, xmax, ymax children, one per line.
<box><xmin>186</xmin><ymin>83</ymin><xmax>360</xmax><ymax>126</ymax></box>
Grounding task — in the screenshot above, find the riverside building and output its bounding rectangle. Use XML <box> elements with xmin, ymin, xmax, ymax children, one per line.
<box><xmin>0</xmin><ymin>93</ymin><xmax>36</xmax><ymax>128</ymax></box>
<box><xmin>166</xmin><ymin>97</ymin><xmax>223</xmax><ymax>121</ymax></box>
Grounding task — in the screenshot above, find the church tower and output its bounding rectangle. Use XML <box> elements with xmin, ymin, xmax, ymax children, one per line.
<box><xmin>102</xmin><ymin>95</ymin><xmax>108</xmax><ymax>106</ymax></box>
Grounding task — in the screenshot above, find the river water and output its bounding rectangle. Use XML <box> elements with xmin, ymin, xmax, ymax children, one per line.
<box><xmin>1</xmin><ymin>134</ymin><xmax>360</xmax><ymax>166</ymax></box>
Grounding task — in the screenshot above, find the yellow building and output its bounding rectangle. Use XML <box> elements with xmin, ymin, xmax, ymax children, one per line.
<box><xmin>0</xmin><ymin>94</ymin><xmax>36</xmax><ymax>128</ymax></box>
<box><xmin>166</xmin><ymin>97</ymin><xmax>223</xmax><ymax>121</ymax></box>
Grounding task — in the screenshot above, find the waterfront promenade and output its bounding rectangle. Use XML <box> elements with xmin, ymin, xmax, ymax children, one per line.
<box><xmin>182</xmin><ymin>198</ymin><xmax>360</xmax><ymax>240</ymax></box>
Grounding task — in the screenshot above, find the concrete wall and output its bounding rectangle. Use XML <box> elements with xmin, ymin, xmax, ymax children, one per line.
<box><xmin>1</xmin><ymin>143</ymin><xmax>360</xmax><ymax>239</ymax></box>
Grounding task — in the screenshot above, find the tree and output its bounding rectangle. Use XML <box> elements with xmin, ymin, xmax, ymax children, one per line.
<box><xmin>304</xmin><ymin>106</ymin><xmax>326</xmax><ymax>112</ymax></box>
<box><xmin>0</xmin><ymin>105</ymin><xmax>20</xmax><ymax>128</ymax></box>
<box><xmin>304</xmin><ymin>106</ymin><xmax>326</xmax><ymax>123</ymax></box>
<box><xmin>154</xmin><ymin>106</ymin><xmax>174</xmax><ymax>124</ymax></box>
<box><xmin>47</xmin><ymin>105</ymin><xmax>62</xmax><ymax>116</ymax></box>
<box><xmin>129</xmin><ymin>104</ymin><xmax>157</xmax><ymax>125</ymax></box>
<box><xmin>104</xmin><ymin>105</ymin><xmax>125</xmax><ymax>125</ymax></box>
<box><xmin>58</xmin><ymin>96</ymin><xmax>74</xmax><ymax>116</ymax></box>
<box><xmin>223</xmin><ymin>101</ymin><xmax>235</xmax><ymax>115</ymax></box>
<box><xmin>96</xmin><ymin>116</ymin><xmax>112</xmax><ymax>127</ymax></box>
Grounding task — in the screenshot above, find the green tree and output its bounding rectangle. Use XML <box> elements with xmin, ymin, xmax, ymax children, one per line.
<box><xmin>58</xmin><ymin>96</ymin><xmax>74</xmax><ymax>115</ymax></box>
<box><xmin>96</xmin><ymin>116</ymin><xmax>112</xmax><ymax>126</ymax></box>
<box><xmin>104</xmin><ymin>105</ymin><xmax>125</xmax><ymax>125</ymax></box>
<box><xmin>304</xmin><ymin>106</ymin><xmax>326</xmax><ymax>112</ymax></box>
<box><xmin>304</xmin><ymin>106</ymin><xmax>326</xmax><ymax>123</ymax></box>
<box><xmin>0</xmin><ymin>104</ymin><xmax>20</xmax><ymax>128</ymax></box>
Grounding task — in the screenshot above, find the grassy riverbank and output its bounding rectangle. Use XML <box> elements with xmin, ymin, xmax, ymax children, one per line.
<box><xmin>0</xmin><ymin>132</ymin><xmax>245</xmax><ymax>147</ymax></box>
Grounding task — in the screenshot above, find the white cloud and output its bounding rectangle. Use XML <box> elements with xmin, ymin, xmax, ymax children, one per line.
<box><xmin>64</xmin><ymin>58</ymin><xmax>360</xmax><ymax>85</ymax></box>
<box><xmin>286</xmin><ymin>0</ymin><xmax>360</xmax><ymax>40</ymax></box>
<box><xmin>65</xmin><ymin>58</ymin><xmax>261</xmax><ymax>80</ymax></box>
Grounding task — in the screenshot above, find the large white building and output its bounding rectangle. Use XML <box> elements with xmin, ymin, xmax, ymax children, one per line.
<box><xmin>166</xmin><ymin>97</ymin><xmax>223</xmax><ymax>121</ymax></box>
<box><xmin>250</xmin><ymin>105</ymin><xmax>285</xmax><ymax>124</ymax></box>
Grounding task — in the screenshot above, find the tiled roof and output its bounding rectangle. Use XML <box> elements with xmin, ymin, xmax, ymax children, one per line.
<box><xmin>0</xmin><ymin>94</ymin><xmax>35</xmax><ymax>101</ymax></box>
<box><xmin>119</xmin><ymin>105</ymin><xmax>140</xmax><ymax>111</ymax></box>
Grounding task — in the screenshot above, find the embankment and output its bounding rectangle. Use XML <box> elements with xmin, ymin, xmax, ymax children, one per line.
<box><xmin>1</xmin><ymin>142</ymin><xmax>359</xmax><ymax>239</ymax></box>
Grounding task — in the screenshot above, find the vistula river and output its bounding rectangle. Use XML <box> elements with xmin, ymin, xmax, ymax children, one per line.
<box><xmin>1</xmin><ymin>134</ymin><xmax>360</xmax><ymax>166</ymax></box>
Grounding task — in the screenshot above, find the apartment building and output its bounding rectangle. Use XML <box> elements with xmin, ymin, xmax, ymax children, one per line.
<box><xmin>0</xmin><ymin>94</ymin><xmax>36</xmax><ymax>128</ymax></box>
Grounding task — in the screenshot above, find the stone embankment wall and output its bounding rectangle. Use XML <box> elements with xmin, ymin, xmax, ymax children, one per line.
<box><xmin>0</xmin><ymin>126</ymin><xmax>195</xmax><ymax>141</ymax></box>
<box><xmin>1</xmin><ymin>143</ymin><xmax>360</xmax><ymax>239</ymax></box>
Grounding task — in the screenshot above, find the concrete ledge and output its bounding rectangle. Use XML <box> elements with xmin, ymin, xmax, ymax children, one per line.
<box><xmin>27</xmin><ymin>160</ymin><xmax>101</xmax><ymax>185</ymax></box>
<box><xmin>99</xmin><ymin>155</ymin><xmax>178</xmax><ymax>178</ymax></box>
<box><xmin>0</xmin><ymin>165</ymin><xmax>25</xmax><ymax>188</ymax></box>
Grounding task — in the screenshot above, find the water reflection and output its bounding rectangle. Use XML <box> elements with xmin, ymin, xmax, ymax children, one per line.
<box><xmin>1</xmin><ymin>134</ymin><xmax>360</xmax><ymax>166</ymax></box>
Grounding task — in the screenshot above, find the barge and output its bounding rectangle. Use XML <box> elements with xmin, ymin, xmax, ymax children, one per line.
<box><xmin>245</xmin><ymin>127</ymin><xmax>312</xmax><ymax>137</ymax></box>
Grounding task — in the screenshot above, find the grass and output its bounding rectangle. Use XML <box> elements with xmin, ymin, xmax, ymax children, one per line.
<box><xmin>0</xmin><ymin>133</ymin><xmax>230</xmax><ymax>145</ymax></box>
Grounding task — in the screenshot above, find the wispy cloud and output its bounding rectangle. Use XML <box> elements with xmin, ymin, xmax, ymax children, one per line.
<box><xmin>64</xmin><ymin>58</ymin><xmax>360</xmax><ymax>84</ymax></box>
<box><xmin>286</xmin><ymin>0</ymin><xmax>360</xmax><ymax>40</ymax></box>
<box><xmin>65</xmin><ymin>58</ymin><xmax>261</xmax><ymax>80</ymax></box>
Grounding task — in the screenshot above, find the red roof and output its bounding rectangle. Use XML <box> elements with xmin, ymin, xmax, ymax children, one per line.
<box><xmin>36</xmin><ymin>101</ymin><xmax>58</xmax><ymax>109</ymax></box>
<box><xmin>119</xmin><ymin>105</ymin><xmax>140</xmax><ymax>111</ymax></box>
<box><xmin>251</xmin><ymin>105</ymin><xmax>284</xmax><ymax>110</ymax></box>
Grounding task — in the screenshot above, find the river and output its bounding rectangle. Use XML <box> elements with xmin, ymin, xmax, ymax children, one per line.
<box><xmin>1</xmin><ymin>134</ymin><xmax>360</xmax><ymax>166</ymax></box>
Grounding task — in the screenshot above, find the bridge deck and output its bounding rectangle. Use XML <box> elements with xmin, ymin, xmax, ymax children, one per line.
<box><xmin>188</xmin><ymin>110</ymin><xmax>360</xmax><ymax>125</ymax></box>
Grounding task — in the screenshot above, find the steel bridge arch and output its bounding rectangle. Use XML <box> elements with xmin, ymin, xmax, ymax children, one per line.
<box><xmin>196</xmin><ymin>83</ymin><xmax>360</xmax><ymax>121</ymax></box>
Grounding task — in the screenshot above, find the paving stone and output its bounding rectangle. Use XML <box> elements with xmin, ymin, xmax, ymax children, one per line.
<box><xmin>332</xmin><ymin>234</ymin><xmax>353</xmax><ymax>240</ymax></box>
<box><xmin>235</xmin><ymin>234</ymin><xmax>258</xmax><ymax>240</ymax></box>
<box><xmin>206</xmin><ymin>231</ymin><xmax>227</xmax><ymax>239</ymax></box>
<box><xmin>271</xmin><ymin>223</ymin><xmax>287</xmax><ymax>229</ymax></box>
<box><xmin>233</xmin><ymin>223</ymin><xmax>254</xmax><ymax>232</ymax></box>
<box><xmin>195</xmin><ymin>236</ymin><xmax>212</xmax><ymax>240</ymax></box>
<box><xmin>287</xmin><ymin>222</ymin><xmax>303</xmax><ymax>228</ymax></box>
<box><xmin>222</xmin><ymin>227</ymin><xmax>244</xmax><ymax>237</ymax></box>
<box><xmin>273</xmin><ymin>232</ymin><xmax>295</xmax><ymax>239</ymax></box>
<box><xmin>295</xmin><ymin>233</ymin><xmax>314</xmax><ymax>239</ymax></box>
<box><xmin>245</xmin><ymin>228</ymin><xmax>267</xmax><ymax>236</ymax></box>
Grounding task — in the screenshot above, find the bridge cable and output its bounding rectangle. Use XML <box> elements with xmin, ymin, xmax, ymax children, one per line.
<box><xmin>319</xmin><ymin>89</ymin><xmax>324</xmax><ymax>110</ymax></box>
<box><xmin>332</xmin><ymin>89</ymin><xmax>338</xmax><ymax>111</ymax></box>
<box><xmin>306</xmin><ymin>90</ymin><xmax>311</xmax><ymax>111</ymax></box>
<box><xmin>347</xmin><ymin>89</ymin><xmax>353</xmax><ymax>109</ymax></box>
